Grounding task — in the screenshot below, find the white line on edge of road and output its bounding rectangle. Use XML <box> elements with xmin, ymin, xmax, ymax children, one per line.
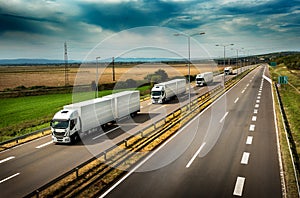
<box><xmin>93</xmin><ymin>126</ymin><xmax>121</xmax><ymax>140</ymax></box>
<box><xmin>233</xmin><ymin>176</ymin><xmax>246</xmax><ymax>196</ymax></box>
<box><xmin>234</xmin><ymin>97</ymin><xmax>239</xmax><ymax>103</ymax></box>
<box><xmin>241</xmin><ymin>152</ymin><xmax>250</xmax><ymax>165</ymax></box>
<box><xmin>219</xmin><ymin>112</ymin><xmax>229</xmax><ymax>123</ymax></box>
<box><xmin>36</xmin><ymin>141</ymin><xmax>53</xmax><ymax>149</ymax></box>
<box><xmin>0</xmin><ymin>173</ymin><xmax>20</xmax><ymax>184</ymax></box>
<box><xmin>186</xmin><ymin>142</ymin><xmax>206</xmax><ymax>168</ymax></box>
<box><xmin>0</xmin><ymin>156</ymin><xmax>15</xmax><ymax>164</ymax></box>
<box><xmin>246</xmin><ymin>136</ymin><xmax>253</xmax><ymax>145</ymax></box>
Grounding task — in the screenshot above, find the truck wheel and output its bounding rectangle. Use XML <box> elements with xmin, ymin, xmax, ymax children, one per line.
<box><xmin>71</xmin><ymin>132</ymin><xmax>80</xmax><ymax>144</ymax></box>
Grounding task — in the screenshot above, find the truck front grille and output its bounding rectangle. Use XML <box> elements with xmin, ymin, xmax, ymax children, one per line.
<box><xmin>54</xmin><ymin>132</ymin><xmax>66</xmax><ymax>137</ymax></box>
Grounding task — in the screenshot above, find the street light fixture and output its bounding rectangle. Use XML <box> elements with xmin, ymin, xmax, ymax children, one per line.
<box><xmin>215</xmin><ymin>44</ymin><xmax>234</xmax><ymax>86</ymax></box>
<box><xmin>174</xmin><ymin>32</ymin><xmax>205</xmax><ymax>110</ymax></box>
<box><xmin>95</xmin><ymin>56</ymin><xmax>100</xmax><ymax>98</ymax></box>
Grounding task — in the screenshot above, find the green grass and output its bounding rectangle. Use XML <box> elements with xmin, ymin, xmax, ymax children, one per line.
<box><xmin>0</xmin><ymin>85</ymin><xmax>151</xmax><ymax>142</ymax></box>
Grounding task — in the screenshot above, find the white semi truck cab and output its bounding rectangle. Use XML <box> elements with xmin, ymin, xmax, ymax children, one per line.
<box><xmin>50</xmin><ymin>109</ymin><xmax>80</xmax><ymax>143</ymax></box>
<box><xmin>224</xmin><ymin>67</ymin><xmax>233</xmax><ymax>75</ymax></box>
<box><xmin>151</xmin><ymin>85</ymin><xmax>166</xmax><ymax>104</ymax></box>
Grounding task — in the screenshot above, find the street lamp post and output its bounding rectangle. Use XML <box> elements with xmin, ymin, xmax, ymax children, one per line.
<box><xmin>174</xmin><ymin>32</ymin><xmax>205</xmax><ymax>110</ymax></box>
<box><xmin>95</xmin><ymin>56</ymin><xmax>100</xmax><ymax>98</ymax></box>
<box><xmin>216</xmin><ymin>44</ymin><xmax>234</xmax><ymax>86</ymax></box>
<box><xmin>231</xmin><ymin>47</ymin><xmax>243</xmax><ymax>75</ymax></box>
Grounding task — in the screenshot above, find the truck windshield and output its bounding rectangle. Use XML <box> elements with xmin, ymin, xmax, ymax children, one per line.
<box><xmin>196</xmin><ymin>78</ymin><xmax>204</xmax><ymax>81</ymax></box>
<box><xmin>151</xmin><ymin>91</ymin><xmax>162</xmax><ymax>96</ymax></box>
<box><xmin>51</xmin><ymin>120</ymin><xmax>69</xmax><ymax>129</ymax></box>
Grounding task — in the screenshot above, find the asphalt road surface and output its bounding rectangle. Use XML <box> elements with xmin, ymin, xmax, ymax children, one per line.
<box><xmin>101</xmin><ymin>64</ymin><xmax>282</xmax><ymax>198</ymax></box>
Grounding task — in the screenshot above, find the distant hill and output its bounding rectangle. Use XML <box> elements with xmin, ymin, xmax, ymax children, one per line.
<box><xmin>0</xmin><ymin>59</ymin><xmax>80</xmax><ymax>65</ymax></box>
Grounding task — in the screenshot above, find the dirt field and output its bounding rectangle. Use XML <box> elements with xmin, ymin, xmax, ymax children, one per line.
<box><xmin>0</xmin><ymin>63</ymin><xmax>221</xmax><ymax>91</ymax></box>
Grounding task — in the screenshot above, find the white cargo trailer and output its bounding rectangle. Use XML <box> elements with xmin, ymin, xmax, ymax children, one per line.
<box><xmin>50</xmin><ymin>91</ymin><xmax>140</xmax><ymax>143</ymax></box>
<box><xmin>151</xmin><ymin>79</ymin><xmax>186</xmax><ymax>104</ymax></box>
<box><xmin>195</xmin><ymin>72</ymin><xmax>213</xmax><ymax>86</ymax></box>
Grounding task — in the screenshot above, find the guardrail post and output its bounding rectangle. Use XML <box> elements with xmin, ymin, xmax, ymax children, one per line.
<box><xmin>76</xmin><ymin>167</ymin><xmax>79</xmax><ymax>179</ymax></box>
<box><xmin>124</xmin><ymin>139</ymin><xmax>128</xmax><ymax>148</ymax></box>
<box><xmin>103</xmin><ymin>151</ymin><xmax>107</xmax><ymax>161</ymax></box>
<box><xmin>36</xmin><ymin>190</ymin><xmax>39</xmax><ymax>198</ymax></box>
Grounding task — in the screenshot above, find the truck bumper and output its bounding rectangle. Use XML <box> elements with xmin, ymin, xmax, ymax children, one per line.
<box><xmin>52</xmin><ymin>136</ymin><xmax>71</xmax><ymax>143</ymax></box>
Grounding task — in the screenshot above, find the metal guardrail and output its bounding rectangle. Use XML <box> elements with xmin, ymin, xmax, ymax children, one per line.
<box><xmin>0</xmin><ymin>127</ymin><xmax>50</xmax><ymax>148</ymax></box>
<box><xmin>24</xmin><ymin>66</ymin><xmax>257</xmax><ymax>197</ymax></box>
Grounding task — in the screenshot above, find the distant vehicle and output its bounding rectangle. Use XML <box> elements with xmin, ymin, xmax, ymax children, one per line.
<box><xmin>195</xmin><ymin>72</ymin><xmax>213</xmax><ymax>86</ymax></box>
<box><xmin>224</xmin><ymin>67</ymin><xmax>233</xmax><ymax>75</ymax></box>
<box><xmin>151</xmin><ymin>79</ymin><xmax>186</xmax><ymax>104</ymax></box>
<box><xmin>50</xmin><ymin>91</ymin><xmax>140</xmax><ymax>143</ymax></box>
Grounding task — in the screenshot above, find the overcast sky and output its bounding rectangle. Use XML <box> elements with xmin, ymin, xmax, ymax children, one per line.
<box><xmin>0</xmin><ymin>0</ymin><xmax>299</xmax><ymax>61</ymax></box>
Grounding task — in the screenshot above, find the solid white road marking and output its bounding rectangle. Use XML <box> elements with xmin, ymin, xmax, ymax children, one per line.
<box><xmin>249</xmin><ymin>124</ymin><xmax>255</xmax><ymax>131</ymax></box>
<box><xmin>36</xmin><ymin>141</ymin><xmax>53</xmax><ymax>149</ymax></box>
<box><xmin>0</xmin><ymin>173</ymin><xmax>20</xmax><ymax>184</ymax></box>
<box><xmin>234</xmin><ymin>97</ymin><xmax>239</xmax><ymax>103</ymax></box>
<box><xmin>252</xmin><ymin>116</ymin><xmax>257</xmax><ymax>121</ymax></box>
<box><xmin>93</xmin><ymin>126</ymin><xmax>121</xmax><ymax>140</ymax></box>
<box><xmin>219</xmin><ymin>112</ymin><xmax>229</xmax><ymax>123</ymax></box>
<box><xmin>254</xmin><ymin>109</ymin><xmax>258</xmax><ymax>114</ymax></box>
<box><xmin>186</xmin><ymin>142</ymin><xmax>206</xmax><ymax>168</ymax></box>
<box><xmin>0</xmin><ymin>156</ymin><xmax>15</xmax><ymax>164</ymax></box>
<box><xmin>263</xmin><ymin>74</ymin><xmax>272</xmax><ymax>84</ymax></box>
<box><xmin>241</xmin><ymin>152</ymin><xmax>250</xmax><ymax>164</ymax></box>
<box><xmin>233</xmin><ymin>177</ymin><xmax>246</xmax><ymax>196</ymax></box>
<box><xmin>246</xmin><ymin>136</ymin><xmax>253</xmax><ymax>145</ymax></box>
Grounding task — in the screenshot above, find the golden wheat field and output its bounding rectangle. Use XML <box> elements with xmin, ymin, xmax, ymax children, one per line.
<box><xmin>0</xmin><ymin>63</ymin><xmax>221</xmax><ymax>91</ymax></box>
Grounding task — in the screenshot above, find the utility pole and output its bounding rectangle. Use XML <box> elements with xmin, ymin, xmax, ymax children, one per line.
<box><xmin>112</xmin><ymin>57</ymin><xmax>115</xmax><ymax>81</ymax></box>
<box><xmin>64</xmin><ymin>41</ymin><xmax>69</xmax><ymax>86</ymax></box>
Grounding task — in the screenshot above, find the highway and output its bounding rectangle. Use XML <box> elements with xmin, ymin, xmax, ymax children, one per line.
<box><xmin>0</xmin><ymin>65</ymin><xmax>282</xmax><ymax>197</ymax></box>
<box><xmin>101</xmin><ymin>64</ymin><xmax>283</xmax><ymax>197</ymax></box>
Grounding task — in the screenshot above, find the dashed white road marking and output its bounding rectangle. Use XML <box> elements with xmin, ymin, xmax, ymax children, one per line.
<box><xmin>241</xmin><ymin>89</ymin><xmax>245</xmax><ymax>94</ymax></box>
<box><xmin>256</xmin><ymin>100</ymin><xmax>260</xmax><ymax>103</ymax></box>
<box><xmin>186</xmin><ymin>142</ymin><xmax>206</xmax><ymax>168</ymax></box>
<box><xmin>255</xmin><ymin>104</ymin><xmax>259</xmax><ymax>108</ymax></box>
<box><xmin>219</xmin><ymin>112</ymin><xmax>229</xmax><ymax>123</ymax></box>
<box><xmin>253</xmin><ymin>109</ymin><xmax>258</xmax><ymax>114</ymax></box>
<box><xmin>252</xmin><ymin>116</ymin><xmax>257</xmax><ymax>121</ymax></box>
<box><xmin>0</xmin><ymin>156</ymin><xmax>15</xmax><ymax>164</ymax></box>
<box><xmin>246</xmin><ymin>136</ymin><xmax>253</xmax><ymax>145</ymax></box>
<box><xmin>36</xmin><ymin>141</ymin><xmax>53</xmax><ymax>149</ymax></box>
<box><xmin>241</xmin><ymin>152</ymin><xmax>250</xmax><ymax>164</ymax></box>
<box><xmin>234</xmin><ymin>97</ymin><xmax>239</xmax><ymax>103</ymax></box>
<box><xmin>258</xmin><ymin>93</ymin><xmax>261</xmax><ymax>96</ymax></box>
<box><xmin>93</xmin><ymin>126</ymin><xmax>121</xmax><ymax>140</ymax></box>
<box><xmin>0</xmin><ymin>173</ymin><xmax>20</xmax><ymax>184</ymax></box>
<box><xmin>249</xmin><ymin>124</ymin><xmax>255</xmax><ymax>131</ymax></box>
<box><xmin>257</xmin><ymin>96</ymin><xmax>261</xmax><ymax>99</ymax></box>
<box><xmin>233</xmin><ymin>177</ymin><xmax>246</xmax><ymax>196</ymax></box>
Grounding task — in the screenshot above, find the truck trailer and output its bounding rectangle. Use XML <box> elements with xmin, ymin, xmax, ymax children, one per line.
<box><xmin>50</xmin><ymin>90</ymin><xmax>140</xmax><ymax>143</ymax></box>
<box><xmin>195</xmin><ymin>72</ymin><xmax>213</xmax><ymax>86</ymax></box>
<box><xmin>151</xmin><ymin>79</ymin><xmax>186</xmax><ymax>104</ymax></box>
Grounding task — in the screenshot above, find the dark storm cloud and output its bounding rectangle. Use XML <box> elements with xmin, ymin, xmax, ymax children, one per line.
<box><xmin>77</xmin><ymin>0</ymin><xmax>203</xmax><ymax>31</ymax></box>
<box><xmin>0</xmin><ymin>13</ymin><xmax>60</xmax><ymax>34</ymax></box>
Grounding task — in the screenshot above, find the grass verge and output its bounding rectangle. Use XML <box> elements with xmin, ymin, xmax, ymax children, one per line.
<box><xmin>269</xmin><ymin>64</ymin><xmax>300</xmax><ymax>197</ymax></box>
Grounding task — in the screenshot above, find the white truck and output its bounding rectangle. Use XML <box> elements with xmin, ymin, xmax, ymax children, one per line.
<box><xmin>50</xmin><ymin>90</ymin><xmax>140</xmax><ymax>143</ymax></box>
<box><xmin>195</xmin><ymin>72</ymin><xmax>213</xmax><ymax>86</ymax></box>
<box><xmin>151</xmin><ymin>79</ymin><xmax>186</xmax><ymax>104</ymax></box>
<box><xmin>224</xmin><ymin>66</ymin><xmax>233</xmax><ymax>75</ymax></box>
